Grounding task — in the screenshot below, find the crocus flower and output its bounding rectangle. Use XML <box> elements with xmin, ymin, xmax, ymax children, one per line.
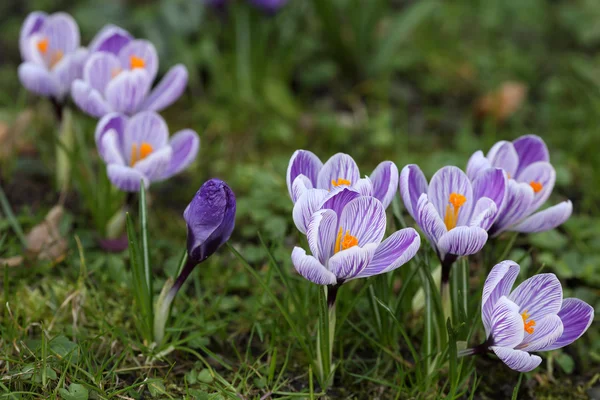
<box><xmin>71</xmin><ymin>25</ymin><xmax>188</xmax><ymax>118</ymax></box>
<box><xmin>18</xmin><ymin>11</ymin><xmax>88</xmax><ymax>101</ymax></box>
<box><xmin>400</xmin><ymin>165</ymin><xmax>506</xmax><ymax>267</ymax></box>
<box><xmin>479</xmin><ymin>260</ymin><xmax>594</xmax><ymax>372</ymax></box>
<box><xmin>248</xmin><ymin>0</ymin><xmax>288</xmax><ymax>12</ymax></box>
<box><xmin>287</xmin><ymin>150</ymin><xmax>398</xmax><ymax>210</ymax></box>
<box><xmin>466</xmin><ymin>135</ymin><xmax>572</xmax><ymax>236</ymax></box>
<box><xmin>291</xmin><ymin>187</ymin><xmax>420</xmax><ymax>286</ymax></box>
<box><xmin>95</xmin><ymin>111</ymin><xmax>199</xmax><ymax>192</ymax></box>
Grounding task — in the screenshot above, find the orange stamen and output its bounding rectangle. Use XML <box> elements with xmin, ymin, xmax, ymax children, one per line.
<box><xmin>334</xmin><ymin>226</ymin><xmax>358</xmax><ymax>254</ymax></box>
<box><xmin>331</xmin><ymin>178</ymin><xmax>351</xmax><ymax>187</ymax></box>
<box><xmin>521</xmin><ymin>310</ymin><xmax>535</xmax><ymax>334</ymax></box>
<box><xmin>130</xmin><ymin>55</ymin><xmax>145</xmax><ymax>70</ymax></box>
<box><xmin>444</xmin><ymin>192</ymin><xmax>467</xmax><ymax>231</ymax></box>
<box><xmin>37</xmin><ymin>38</ymin><xmax>49</xmax><ymax>54</ymax></box>
<box><xmin>130</xmin><ymin>142</ymin><xmax>153</xmax><ymax>166</ymax></box>
<box><xmin>111</xmin><ymin>67</ymin><xmax>123</xmax><ymax>78</ymax></box>
<box><xmin>529</xmin><ymin>181</ymin><xmax>543</xmax><ymax>193</ymax></box>
<box><xmin>49</xmin><ymin>50</ymin><xmax>63</xmax><ymax>69</ymax></box>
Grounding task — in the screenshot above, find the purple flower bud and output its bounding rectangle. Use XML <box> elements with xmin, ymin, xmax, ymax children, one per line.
<box><xmin>183</xmin><ymin>178</ymin><xmax>236</xmax><ymax>263</ymax></box>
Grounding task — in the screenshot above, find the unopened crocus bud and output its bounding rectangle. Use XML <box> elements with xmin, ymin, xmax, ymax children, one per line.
<box><xmin>184</xmin><ymin>178</ymin><xmax>236</xmax><ymax>263</ymax></box>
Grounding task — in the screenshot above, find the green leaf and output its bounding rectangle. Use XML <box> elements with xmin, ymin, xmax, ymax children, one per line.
<box><xmin>197</xmin><ymin>368</ymin><xmax>213</xmax><ymax>384</ymax></box>
<box><xmin>59</xmin><ymin>383</ymin><xmax>89</xmax><ymax>400</ymax></box>
<box><xmin>147</xmin><ymin>380</ymin><xmax>166</xmax><ymax>397</ymax></box>
<box><xmin>50</xmin><ymin>336</ymin><xmax>80</xmax><ymax>363</ymax></box>
<box><xmin>556</xmin><ymin>353</ymin><xmax>575</xmax><ymax>374</ymax></box>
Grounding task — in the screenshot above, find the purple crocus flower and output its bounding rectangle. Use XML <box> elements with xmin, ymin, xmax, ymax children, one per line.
<box><xmin>400</xmin><ymin>165</ymin><xmax>506</xmax><ymax>268</ymax></box>
<box><xmin>292</xmin><ymin>187</ymin><xmax>420</xmax><ymax>286</ymax></box>
<box><xmin>95</xmin><ymin>111</ymin><xmax>199</xmax><ymax>192</ymax></box>
<box><xmin>248</xmin><ymin>0</ymin><xmax>288</xmax><ymax>12</ymax></box>
<box><xmin>71</xmin><ymin>25</ymin><xmax>188</xmax><ymax>118</ymax></box>
<box><xmin>287</xmin><ymin>150</ymin><xmax>399</xmax><ymax>210</ymax></box>
<box><xmin>18</xmin><ymin>11</ymin><xmax>88</xmax><ymax>101</ymax></box>
<box><xmin>467</xmin><ymin>135</ymin><xmax>572</xmax><ymax>236</ymax></box>
<box><xmin>479</xmin><ymin>260</ymin><xmax>594</xmax><ymax>372</ymax></box>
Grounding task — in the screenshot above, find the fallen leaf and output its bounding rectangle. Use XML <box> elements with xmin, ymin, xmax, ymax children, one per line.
<box><xmin>475</xmin><ymin>81</ymin><xmax>528</xmax><ymax>122</ymax></box>
<box><xmin>25</xmin><ymin>205</ymin><xmax>68</xmax><ymax>264</ymax></box>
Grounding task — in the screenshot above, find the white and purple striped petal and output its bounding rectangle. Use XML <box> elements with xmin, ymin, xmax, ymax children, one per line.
<box><xmin>292</xmin><ymin>189</ymin><xmax>328</xmax><ymax>234</ymax></box>
<box><xmin>327</xmin><ymin>243</ymin><xmax>377</xmax><ymax>281</ymax></box>
<box><xmin>105</xmin><ymin>69</ymin><xmax>152</xmax><ymax>115</ymax></box>
<box><xmin>490</xmin><ymin>347</ymin><xmax>542</xmax><ymax>372</ymax></box>
<box><xmin>321</xmin><ymin>186</ymin><xmax>361</xmax><ymax>218</ymax></box>
<box><xmin>489</xmin><ymin>296</ymin><xmax>525</xmax><ymax>348</ymax></box>
<box><xmin>513</xmin><ymin>134</ymin><xmax>549</xmax><ymax>175</ymax></box>
<box><xmin>291</xmin><ymin>175</ymin><xmax>313</xmax><ymax>203</ymax></box>
<box><xmin>118</xmin><ymin>39</ymin><xmax>159</xmax><ymax>82</ymax></box>
<box><xmin>470</xmin><ymin>197</ymin><xmax>498</xmax><ymax>231</ymax></box>
<box><xmin>491</xmin><ymin>180</ymin><xmax>535</xmax><ymax>235</ymax></box>
<box><xmin>71</xmin><ymin>80</ymin><xmax>113</xmax><ymax>118</ymax></box>
<box><xmin>291</xmin><ymin>247</ymin><xmax>337</xmax><ymax>285</ymax></box>
<box><xmin>355</xmin><ymin>228</ymin><xmax>420</xmax><ymax>279</ymax></box>
<box><xmin>544</xmin><ymin>298</ymin><xmax>594</xmax><ymax>351</ymax></box>
<box><xmin>466</xmin><ymin>150</ymin><xmax>492</xmax><ymax>181</ymax></box>
<box><xmin>107</xmin><ymin>164</ymin><xmax>149</xmax><ymax>191</ymax></box>
<box><xmin>138</xmin><ymin>64</ymin><xmax>188</xmax><ymax>112</ymax></box>
<box><xmin>158</xmin><ymin>129</ymin><xmax>200</xmax><ymax>180</ymax></box>
<box><xmin>487</xmin><ymin>141</ymin><xmax>518</xmax><ymax>177</ymax></box>
<box><xmin>510</xmin><ymin>201</ymin><xmax>572</xmax><ymax>233</ymax></box>
<box><xmin>508</xmin><ymin>273</ymin><xmax>563</xmax><ymax>322</ymax></box>
<box><xmin>415</xmin><ymin>193</ymin><xmax>447</xmax><ymax>247</ymax></box>
<box><xmin>287</xmin><ymin>150</ymin><xmax>323</xmax><ymax>200</ymax></box>
<box><xmin>370</xmin><ymin>161</ymin><xmax>399</xmax><ymax>209</ymax></box>
<box><xmin>18</xmin><ymin>62</ymin><xmax>59</xmax><ymax>98</ymax></box>
<box><xmin>20</xmin><ymin>12</ymin><xmax>47</xmax><ymax>62</ymax></box>
<box><xmin>472</xmin><ymin>167</ymin><xmax>506</xmax><ymax>210</ymax></box>
<box><xmin>437</xmin><ymin>226</ymin><xmax>488</xmax><ymax>258</ymax></box>
<box><xmin>482</xmin><ymin>261</ymin><xmax>520</xmax><ymax>336</ymax></box>
<box><xmin>307</xmin><ymin>209</ymin><xmax>337</xmax><ymax>266</ymax></box>
<box><xmin>399</xmin><ymin>164</ymin><xmax>428</xmax><ymax>219</ymax></box>
<box><xmin>89</xmin><ymin>24</ymin><xmax>133</xmax><ymax>54</ymax></box>
<box><xmin>83</xmin><ymin>52</ymin><xmax>122</xmax><ymax>94</ymax></box>
<box><xmin>317</xmin><ymin>153</ymin><xmax>360</xmax><ymax>191</ymax></box>
<box><xmin>40</xmin><ymin>12</ymin><xmax>80</xmax><ymax>55</ymax></box>
<box><xmin>337</xmin><ymin>197</ymin><xmax>386</xmax><ymax>247</ymax></box>
<box><xmin>428</xmin><ymin>166</ymin><xmax>474</xmax><ymax>227</ymax></box>
<box><xmin>516</xmin><ymin>314</ymin><xmax>563</xmax><ymax>352</ymax></box>
<box><xmin>515</xmin><ymin>161</ymin><xmax>555</xmax><ymax>212</ymax></box>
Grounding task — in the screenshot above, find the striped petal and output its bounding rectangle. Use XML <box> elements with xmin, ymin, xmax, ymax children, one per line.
<box><xmin>292</xmin><ymin>189</ymin><xmax>328</xmax><ymax>234</ymax></box>
<box><xmin>355</xmin><ymin>228</ymin><xmax>420</xmax><ymax>279</ymax></box>
<box><xmin>88</xmin><ymin>24</ymin><xmax>133</xmax><ymax>54</ymax></box>
<box><xmin>107</xmin><ymin>164</ymin><xmax>149</xmax><ymax>192</ymax></box>
<box><xmin>513</xmin><ymin>134</ymin><xmax>549</xmax><ymax>175</ymax></box>
<box><xmin>489</xmin><ymin>296</ymin><xmax>524</xmax><ymax>348</ymax></box>
<box><xmin>40</xmin><ymin>12</ymin><xmax>80</xmax><ymax>54</ymax></box>
<box><xmin>328</xmin><ymin>243</ymin><xmax>377</xmax><ymax>281</ymax></box>
<box><xmin>482</xmin><ymin>261</ymin><xmax>520</xmax><ymax>337</ymax></box>
<box><xmin>118</xmin><ymin>39</ymin><xmax>159</xmax><ymax>81</ymax></box>
<box><xmin>544</xmin><ymin>298</ymin><xmax>594</xmax><ymax>351</ymax></box>
<box><xmin>18</xmin><ymin>62</ymin><xmax>59</xmax><ymax>98</ymax></box>
<box><xmin>159</xmin><ymin>129</ymin><xmax>200</xmax><ymax>180</ymax></box>
<box><xmin>20</xmin><ymin>12</ymin><xmax>47</xmax><ymax>62</ymax></box>
<box><xmin>517</xmin><ymin>314</ymin><xmax>563</xmax><ymax>352</ymax></box>
<box><xmin>132</xmin><ymin>146</ymin><xmax>172</xmax><ymax>181</ymax></box>
<box><xmin>105</xmin><ymin>69</ymin><xmax>152</xmax><ymax>115</ymax></box>
<box><xmin>123</xmin><ymin>111</ymin><xmax>169</xmax><ymax>160</ymax></box>
<box><xmin>427</xmin><ymin>166</ymin><xmax>473</xmax><ymax>227</ymax></box>
<box><xmin>491</xmin><ymin>180</ymin><xmax>535</xmax><ymax>235</ymax></box>
<box><xmin>508</xmin><ymin>273</ymin><xmax>562</xmax><ymax>323</ymax></box>
<box><xmin>307</xmin><ymin>209</ymin><xmax>337</xmax><ymax>265</ymax></box>
<box><xmin>317</xmin><ymin>153</ymin><xmax>360</xmax><ymax>191</ymax></box>
<box><xmin>490</xmin><ymin>347</ymin><xmax>542</xmax><ymax>372</ymax></box>
<box><xmin>470</xmin><ymin>197</ymin><xmax>498</xmax><ymax>231</ymax></box>
<box><xmin>487</xmin><ymin>141</ymin><xmax>518</xmax><ymax>177</ymax></box>
<box><xmin>516</xmin><ymin>161</ymin><xmax>555</xmax><ymax>213</ymax></box>
<box><xmin>437</xmin><ymin>226</ymin><xmax>488</xmax><ymax>258</ymax></box>
<box><xmin>466</xmin><ymin>150</ymin><xmax>491</xmax><ymax>181</ymax></box>
<box><xmin>139</xmin><ymin>64</ymin><xmax>188</xmax><ymax>112</ymax></box>
<box><xmin>287</xmin><ymin>150</ymin><xmax>323</xmax><ymax>199</ymax></box>
<box><xmin>510</xmin><ymin>201</ymin><xmax>572</xmax><ymax>233</ymax></box>
<box><xmin>71</xmin><ymin>80</ymin><xmax>112</xmax><ymax>117</ymax></box>
<box><xmin>321</xmin><ymin>186</ymin><xmax>361</xmax><ymax>218</ymax></box>
<box><xmin>291</xmin><ymin>247</ymin><xmax>336</xmax><ymax>285</ymax></box>
<box><xmin>291</xmin><ymin>175</ymin><xmax>313</xmax><ymax>203</ymax></box>
<box><xmin>370</xmin><ymin>161</ymin><xmax>399</xmax><ymax>209</ymax></box>
<box><xmin>400</xmin><ymin>164</ymin><xmax>428</xmax><ymax>220</ymax></box>
<box><xmin>415</xmin><ymin>193</ymin><xmax>447</xmax><ymax>246</ymax></box>
<box><xmin>337</xmin><ymin>197</ymin><xmax>386</xmax><ymax>246</ymax></box>
<box><xmin>83</xmin><ymin>51</ymin><xmax>121</xmax><ymax>94</ymax></box>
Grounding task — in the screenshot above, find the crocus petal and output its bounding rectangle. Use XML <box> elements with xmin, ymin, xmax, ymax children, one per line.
<box><xmin>286</xmin><ymin>150</ymin><xmax>323</xmax><ymax>199</ymax></box>
<box><xmin>510</xmin><ymin>201</ymin><xmax>572</xmax><ymax>233</ymax></box>
<box><xmin>415</xmin><ymin>193</ymin><xmax>447</xmax><ymax>246</ymax></box>
<box><xmin>88</xmin><ymin>24</ymin><xmax>133</xmax><ymax>54</ymax></box>
<box><xmin>51</xmin><ymin>48</ymin><xmax>88</xmax><ymax>99</ymax></box>
<box><xmin>517</xmin><ymin>314</ymin><xmax>563</xmax><ymax>352</ymax></box>
<box><xmin>159</xmin><ymin>129</ymin><xmax>200</xmax><ymax>180</ymax></box>
<box><xmin>508</xmin><ymin>273</ymin><xmax>562</xmax><ymax>322</ymax></box>
<box><xmin>515</xmin><ymin>161</ymin><xmax>556</xmax><ymax>213</ymax></box>
<box><xmin>95</xmin><ymin>113</ymin><xmax>127</xmax><ymax>156</ymax></box>
<box><xmin>18</xmin><ymin>62</ymin><xmax>59</xmax><ymax>98</ymax></box>
<box><xmin>327</xmin><ymin>243</ymin><xmax>377</xmax><ymax>281</ymax></box>
<box><xmin>317</xmin><ymin>153</ymin><xmax>360</xmax><ymax>191</ymax></box>
<box><xmin>118</xmin><ymin>39</ymin><xmax>159</xmax><ymax>81</ymax></box>
<box><xmin>466</xmin><ymin>150</ymin><xmax>491</xmax><ymax>181</ymax></box>
<box><xmin>41</xmin><ymin>12</ymin><xmax>80</xmax><ymax>54</ymax></box>
<box><xmin>132</xmin><ymin>146</ymin><xmax>172</xmax><ymax>180</ymax></box>
<box><xmin>543</xmin><ymin>298</ymin><xmax>594</xmax><ymax>351</ymax></box>
<box><xmin>490</xmin><ymin>347</ymin><xmax>542</xmax><ymax>373</ymax></box>
<box><xmin>25</xmin><ymin>34</ymin><xmax>48</xmax><ymax>66</ymax></box>
<box><xmin>489</xmin><ymin>296</ymin><xmax>525</xmax><ymax>348</ymax></box>
<box><xmin>469</xmin><ymin>197</ymin><xmax>498</xmax><ymax>231</ymax></box>
<box><xmin>472</xmin><ymin>167</ymin><xmax>506</xmax><ymax>210</ymax></box>
<box><xmin>123</xmin><ymin>111</ymin><xmax>169</xmax><ymax>160</ymax></box>
<box><xmin>337</xmin><ymin>197</ymin><xmax>386</xmax><ymax>246</ymax></box>
<box><xmin>400</xmin><ymin>164</ymin><xmax>428</xmax><ymax>220</ymax></box>
<box><xmin>427</xmin><ymin>166</ymin><xmax>474</xmax><ymax>227</ymax></box>
<box><xmin>487</xmin><ymin>141</ymin><xmax>518</xmax><ymax>177</ymax></box>
<box><xmin>20</xmin><ymin>12</ymin><xmax>47</xmax><ymax>62</ymax></box>
<box><xmin>307</xmin><ymin>209</ymin><xmax>338</xmax><ymax>265</ymax></box>
<box><xmin>352</xmin><ymin>177</ymin><xmax>374</xmax><ymax>198</ymax></box>
<box><xmin>71</xmin><ymin>80</ymin><xmax>113</xmax><ymax>117</ymax></box>
<box><xmin>291</xmin><ymin>247</ymin><xmax>337</xmax><ymax>285</ymax></box>
<box><xmin>292</xmin><ymin>189</ymin><xmax>328</xmax><ymax>234</ymax></box>
<box><xmin>100</xmin><ymin>129</ymin><xmax>125</xmax><ymax>165</ymax></box>
<box><xmin>355</xmin><ymin>228</ymin><xmax>420</xmax><ymax>279</ymax></box>
<box><xmin>83</xmin><ymin>51</ymin><xmax>121</xmax><ymax>94</ymax></box>
<box><xmin>107</xmin><ymin>164</ymin><xmax>149</xmax><ymax>192</ymax></box>
<box><xmin>105</xmin><ymin>69</ymin><xmax>152</xmax><ymax>115</ymax></box>
<box><xmin>291</xmin><ymin>175</ymin><xmax>313</xmax><ymax>203</ymax></box>
<box><xmin>491</xmin><ymin>180</ymin><xmax>534</xmax><ymax>236</ymax></box>
<box><xmin>437</xmin><ymin>226</ymin><xmax>488</xmax><ymax>258</ymax></box>
<box><xmin>320</xmin><ymin>186</ymin><xmax>361</xmax><ymax>217</ymax></box>
<box><xmin>513</xmin><ymin>134</ymin><xmax>549</xmax><ymax>175</ymax></box>
<box><xmin>370</xmin><ymin>161</ymin><xmax>399</xmax><ymax>209</ymax></box>
<box><xmin>482</xmin><ymin>261</ymin><xmax>520</xmax><ymax>337</ymax></box>
<box><xmin>139</xmin><ymin>64</ymin><xmax>188</xmax><ymax>112</ymax></box>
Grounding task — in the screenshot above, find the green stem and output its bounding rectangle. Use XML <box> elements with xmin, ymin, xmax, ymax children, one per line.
<box><xmin>316</xmin><ymin>285</ymin><xmax>338</xmax><ymax>390</ymax></box>
<box><xmin>56</xmin><ymin>107</ymin><xmax>73</xmax><ymax>193</ymax></box>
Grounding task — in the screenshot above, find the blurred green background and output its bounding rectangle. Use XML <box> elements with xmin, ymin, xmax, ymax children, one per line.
<box><xmin>1</xmin><ymin>0</ymin><xmax>599</xmax><ymax>398</ymax></box>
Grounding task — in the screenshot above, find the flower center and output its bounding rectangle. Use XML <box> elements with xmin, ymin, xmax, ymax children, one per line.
<box><xmin>130</xmin><ymin>55</ymin><xmax>146</xmax><ymax>70</ymax></box>
<box><xmin>521</xmin><ymin>310</ymin><xmax>536</xmax><ymax>334</ymax></box>
<box><xmin>37</xmin><ymin>38</ymin><xmax>49</xmax><ymax>54</ymax></box>
<box><xmin>334</xmin><ymin>227</ymin><xmax>358</xmax><ymax>254</ymax></box>
<box><xmin>111</xmin><ymin>67</ymin><xmax>123</xmax><ymax>78</ymax></box>
<box><xmin>331</xmin><ymin>178</ymin><xmax>351</xmax><ymax>187</ymax></box>
<box><xmin>443</xmin><ymin>192</ymin><xmax>467</xmax><ymax>230</ymax></box>
<box><xmin>36</xmin><ymin>38</ymin><xmax>63</xmax><ymax>69</ymax></box>
<box><xmin>129</xmin><ymin>142</ymin><xmax>154</xmax><ymax>166</ymax></box>
<box><xmin>529</xmin><ymin>181</ymin><xmax>543</xmax><ymax>193</ymax></box>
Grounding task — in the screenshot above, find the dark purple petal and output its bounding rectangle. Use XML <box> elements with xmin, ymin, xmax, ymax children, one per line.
<box><xmin>71</xmin><ymin>80</ymin><xmax>112</xmax><ymax>117</ymax></box>
<box><xmin>183</xmin><ymin>178</ymin><xmax>236</xmax><ymax>263</ymax></box>
<box><xmin>159</xmin><ymin>129</ymin><xmax>200</xmax><ymax>180</ymax></box>
<box><xmin>20</xmin><ymin>12</ymin><xmax>47</xmax><ymax>62</ymax></box>
<box><xmin>544</xmin><ymin>298</ymin><xmax>594</xmax><ymax>351</ymax></box>
<box><xmin>286</xmin><ymin>150</ymin><xmax>323</xmax><ymax>199</ymax></box>
<box><xmin>123</xmin><ymin>112</ymin><xmax>169</xmax><ymax>162</ymax></box>
<box><xmin>316</xmin><ymin>153</ymin><xmax>360</xmax><ymax>191</ymax></box>
<box><xmin>105</xmin><ymin>69</ymin><xmax>152</xmax><ymax>115</ymax></box>
<box><xmin>133</xmin><ymin>146</ymin><xmax>172</xmax><ymax>180</ymax></box>
<box><xmin>427</xmin><ymin>166</ymin><xmax>473</xmax><ymax>227</ymax></box>
<box><xmin>18</xmin><ymin>62</ymin><xmax>59</xmax><ymax>98</ymax></box>
<box><xmin>40</xmin><ymin>12</ymin><xmax>80</xmax><ymax>54</ymax></box>
<box><xmin>470</xmin><ymin>197</ymin><xmax>498</xmax><ymax>231</ymax></box>
<box><xmin>487</xmin><ymin>141</ymin><xmax>518</xmax><ymax>177</ymax></box>
<box><xmin>517</xmin><ymin>314</ymin><xmax>563</xmax><ymax>352</ymax></box>
<box><xmin>437</xmin><ymin>226</ymin><xmax>488</xmax><ymax>258</ymax></box>
<box><xmin>83</xmin><ymin>51</ymin><xmax>121</xmax><ymax>94</ymax></box>
<box><xmin>466</xmin><ymin>150</ymin><xmax>491</xmax><ymax>181</ymax></box>
<box><xmin>139</xmin><ymin>64</ymin><xmax>188</xmax><ymax>112</ymax></box>
<box><xmin>292</xmin><ymin>189</ymin><xmax>328</xmax><ymax>234</ymax></box>
<box><xmin>508</xmin><ymin>273</ymin><xmax>562</xmax><ymax>322</ymax></box>
<box><xmin>89</xmin><ymin>24</ymin><xmax>133</xmax><ymax>54</ymax></box>
<box><xmin>489</xmin><ymin>296</ymin><xmax>524</xmax><ymax>348</ymax></box>
<box><xmin>321</xmin><ymin>186</ymin><xmax>361</xmax><ymax>218</ymax></box>
<box><xmin>118</xmin><ymin>39</ymin><xmax>159</xmax><ymax>81</ymax></box>
<box><xmin>307</xmin><ymin>209</ymin><xmax>337</xmax><ymax>265</ymax></box>
<box><xmin>513</xmin><ymin>134</ymin><xmax>549</xmax><ymax>175</ymax></box>
<box><xmin>472</xmin><ymin>167</ymin><xmax>506</xmax><ymax>210</ymax></box>
<box><xmin>248</xmin><ymin>0</ymin><xmax>288</xmax><ymax>12</ymax></box>
<box><xmin>515</xmin><ymin>161</ymin><xmax>555</xmax><ymax>213</ymax></box>
<box><xmin>355</xmin><ymin>228</ymin><xmax>420</xmax><ymax>279</ymax></box>
<box><xmin>291</xmin><ymin>247</ymin><xmax>337</xmax><ymax>285</ymax></box>
<box><xmin>490</xmin><ymin>347</ymin><xmax>542</xmax><ymax>372</ymax></box>
<box><xmin>482</xmin><ymin>261</ymin><xmax>520</xmax><ymax>337</ymax></box>
<box><xmin>415</xmin><ymin>193</ymin><xmax>447</xmax><ymax>246</ymax></box>
<box><xmin>327</xmin><ymin>243</ymin><xmax>377</xmax><ymax>281</ymax></box>
<box><xmin>107</xmin><ymin>164</ymin><xmax>148</xmax><ymax>192</ymax></box>
<box><xmin>370</xmin><ymin>161</ymin><xmax>399</xmax><ymax>209</ymax></box>
<box><xmin>337</xmin><ymin>197</ymin><xmax>386</xmax><ymax>246</ymax></box>
<box><xmin>511</xmin><ymin>201</ymin><xmax>572</xmax><ymax>233</ymax></box>
<box><xmin>399</xmin><ymin>164</ymin><xmax>428</xmax><ymax>220</ymax></box>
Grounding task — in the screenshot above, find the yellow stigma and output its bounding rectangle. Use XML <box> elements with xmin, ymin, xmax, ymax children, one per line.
<box><xmin>443</xmin><ymin>192</ymin><xmax>467</xmax><ymax>230</ymax></box>
<box><xmin>49</xmin><ymin>50</ymin><xmax>63</xmax><ymax>68</ymax></box>
<box><xmin>130</xmin><ymin>142</ymin><xmax>154</xmax><ymax>166</ymax></box>
<box><xmin>37</xmin><ymin>38</ymin><xmax>49</xmax><ymax>54</ymax></box>
<box><xmin>334</xmin><ymin>227</ymin><xmax>358</xmax><ymax>254</ymax></box>
<box><xmin>521</xmin><ymin>310</ymin><xmax>535</xmax><ymax>334</ymax></box>
<box><xmin>331</xmin><ymin>178</ymin><xmax>351</xmax><ymax>187</ymax></box>
<box><xmin>529</xmin><ymin>181</ymin><xmax>543</xmax><ymax>193</ymax></box>
<box><xmin>130</xmin><ymin>55</ymin><xmax>145</xmax><ymax>70</ymax></box>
